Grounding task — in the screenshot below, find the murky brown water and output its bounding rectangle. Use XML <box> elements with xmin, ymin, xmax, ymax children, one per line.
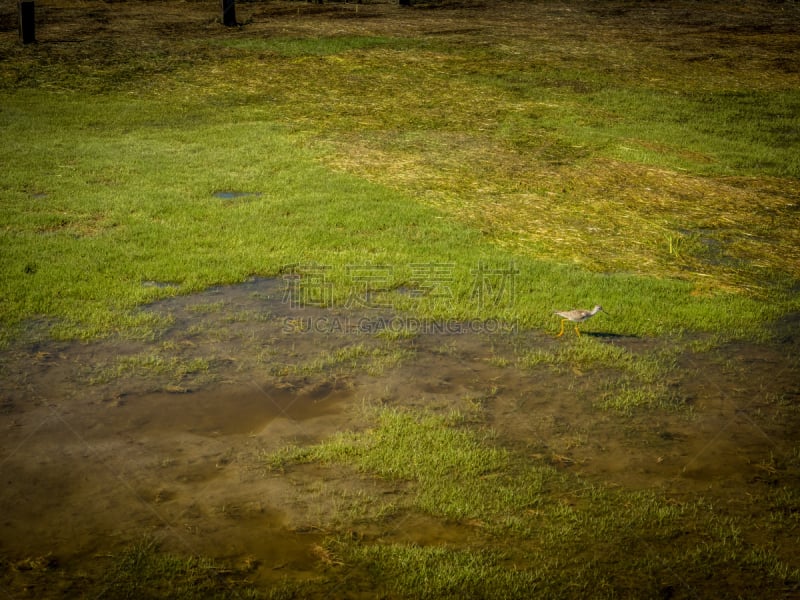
<box><xmin>1</xmin><ymin>278</ymin><xmax>799</xmax><ymax>591</ymax></box>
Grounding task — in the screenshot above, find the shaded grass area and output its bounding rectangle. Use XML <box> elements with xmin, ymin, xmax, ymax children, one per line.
<box><xmin>1</xmin><ymin>537</ymin><xmax>271</xmax><ymax>599</ymax></box>
<box><xmin>99</xmin><ymin>538</ymin><xmax>263</xmax><ymax>600</ymax></box>
<box><xmin>210</xmin><ymin>33</ymin><xmax>422</xmax><ymax>56</ymax></box>
<box><xmin>267</xmin><ymin>407</ymin><xmax>800</xmax><ymax>598</ymax></box>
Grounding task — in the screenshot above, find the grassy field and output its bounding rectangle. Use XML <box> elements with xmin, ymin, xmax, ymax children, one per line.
<box><xmin>1</xmin><ymin>0</ymin><xmax>799</xmax><ymax>598</ymax></box>
<box><xmin>1</xmin><ymin>0</ymin><xmax>798</xmax><ymax>343</ymax></box>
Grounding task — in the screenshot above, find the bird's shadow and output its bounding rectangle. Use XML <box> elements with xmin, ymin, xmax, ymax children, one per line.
<box><xmin>583</xmin><ymin>331</ymin><xmax>632</xmax><ymax>340</ymax></box>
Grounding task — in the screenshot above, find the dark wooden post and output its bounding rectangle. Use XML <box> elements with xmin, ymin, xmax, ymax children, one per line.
<box><xmin>18</xmin><ymin>0</ymin><xmax>35</xmax><ymax>44</ymax></box>
<box><xmin>221</xmin><ymin>0</ymin><xmax>237</xmax><ymax>27</ymax></box>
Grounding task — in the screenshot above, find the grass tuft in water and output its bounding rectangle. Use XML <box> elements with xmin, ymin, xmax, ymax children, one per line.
<box><xmin>101</xmin><ymin>537</ymin><xmax>265</xmax><ymax>600</ymax></box>
<box><xmin>272</xmin><ymin>408</ymin><xmax>550</xmax><ymax>522</ymax></box>
<box><xmin>520</xmin><ymin>337</ymin><xmax>682</xmax><ymax>412</ymax></box>
<box><xmin>88</xmin><ymin>351</ymin><xmax>211</xmax><ymax>388</ymax></box>
<box><xmin>268</xmin><ymin>343</ymin><xmax>413</xmax><ymax>377</ymax></box>
<box><xmin>268</xmin><ymin>405</ymin><xmax>799</xmax><ymax>598</ymax></box>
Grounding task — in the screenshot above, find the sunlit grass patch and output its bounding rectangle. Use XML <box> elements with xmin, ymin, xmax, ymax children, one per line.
<box><xmin>326</xmin><ymin>542</ymin><xmax>543</xmax><ymax>599</ymax></box>
<box><xmin>520</xmin><ymin>337</ymin><xmax>670</xmax><ymax>380</ymax></box>
<box><xmin>270</xmin><ymin>405</ymin><xmax>798</xmax><ymax>597</ymax></box>
<box><xmin>0</xmin><ymin>91</ymin><xmax>487</xmax><ymax>339</ymax></box>
<box><xmin>2</xmin><ymin>2</ymin><xmax>798</xmax><ymax>343</ymax></box>
<box><xmin>272</xmin><ymin>408</ymin><xmax>550</xmax><ymax>522</ymax></box>
<box><xmin>520</xmin><ymin>337</ymin><xmax>682</xmax><ymax>412</ymax></box>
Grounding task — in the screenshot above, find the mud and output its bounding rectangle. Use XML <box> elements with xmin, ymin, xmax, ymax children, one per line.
<box><xmin>1</xmin><ymin>1</ymin><xmax>800</xmax><ymax>590</ymax></box>
<box><xmin>1</xmin><ymin>277</ymin><xmax>799</xmax><ymax>590</ymax></box>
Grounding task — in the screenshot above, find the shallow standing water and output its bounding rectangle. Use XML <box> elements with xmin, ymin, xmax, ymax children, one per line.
<box><xmin>0</xmin><ymin>278</ymin><xmax>798</xmax><ymax>593</ymax></box>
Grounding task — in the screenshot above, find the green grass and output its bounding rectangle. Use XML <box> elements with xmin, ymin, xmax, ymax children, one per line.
<box><xmin>87</xmin><ymin>350</ymin><xmax>211</xmax><ymax>387</ymax></box>
<box><xmin>1</xmin><ymin>536</ymin><xmax>273</xmax><ymax>599</ymax></box>
<box><xmin>267</xmin><ymin>406</ymin><xmax>800</xmax><ymax>598</ymax></box>
<box><xmin>3</xmin><ymin>87</ymin><xmax>790</xmax><ymax>342</ymax></box>
<box><xmin>327</xmin><ymin>543</ymin><xmax>545</xmax><ymax>599</ymax></box>
<box><xmin>2</xmin><ymin>2</ymin><xmax>799</xmax><ymax>598</ymax></box>
<box><xmin>488</xmin><ymin>71</ymin><xmax>800</xmax><ymax>178</ymax></box>
<box><xmin>267</xmin><ymin>342</ymin><xmax>413</xmax><ymax>377</ymax></box>
<box><xmin>0</xmin><ymin>91</ymin><xmax>482</xmax><ymax>339</ymax></box>
<box><xmin>591</xmin><ymin>88</ymin><xmax>800</xmax><ymax>177</ymax></box>
<box><xmin>98</xmin><ymin>537</ymin><xmax>278</xmax><ymax>600</ymax></box>
<box><xmin>519</xmin><ymin>336</ymin><xmax>682</xmax><ymax>412</ymax></box>
<box><xmin>2</xmin><ymin>2</ymin><xmax>799</xmax><ymax>342</ymax></box>
<box><xmin>272</xmin><ymin>408</ymin><xmax>544</xmax><ymax>521</ymax></box>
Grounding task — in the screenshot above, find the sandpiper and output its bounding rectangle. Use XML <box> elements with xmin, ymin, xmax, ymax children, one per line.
<box><xmin>554</xmin><ymin>305</ymin><xmax>604</xmax><ymax>337</ymax></box>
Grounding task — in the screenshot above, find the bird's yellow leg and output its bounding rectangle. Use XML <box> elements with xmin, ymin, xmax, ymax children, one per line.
<box><xmin>555</xmin><ymin>319</ymin><xmax>566</xmax><ymax>337</ymax></box>
<box><xmin>574</xmin><ymin>325</ymin><xmax>581</xmax><ymax>337</ymax></box>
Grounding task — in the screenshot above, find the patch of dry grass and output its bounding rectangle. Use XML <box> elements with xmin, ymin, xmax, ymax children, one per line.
<box><xmin>320</xmin><ymin>125</ymin><xmax>800</xmax><ymax>296</ymax></box>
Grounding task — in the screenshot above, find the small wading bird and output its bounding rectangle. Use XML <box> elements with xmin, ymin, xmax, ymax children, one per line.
<box><xmin>554</xmin><ymin>305</ymin><xmax>605</xmax><ymax>337</ymax></box>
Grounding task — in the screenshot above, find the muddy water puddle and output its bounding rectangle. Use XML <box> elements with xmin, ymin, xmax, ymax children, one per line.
<box><xmin>1</xmin><ymin>278</ymin><xmax>799</xmax><ymax>592</ymax></box>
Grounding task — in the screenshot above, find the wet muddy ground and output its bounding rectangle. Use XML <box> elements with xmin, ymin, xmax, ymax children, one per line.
<box><xmin>1</xmin><ymin>278</ymin><xmax>798</xmax><ymax>593</ymax></box>
<box><xmin>1</xmin><ymin>0</ymin><xmax>799</xmax><ymax>595</ymax></box>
